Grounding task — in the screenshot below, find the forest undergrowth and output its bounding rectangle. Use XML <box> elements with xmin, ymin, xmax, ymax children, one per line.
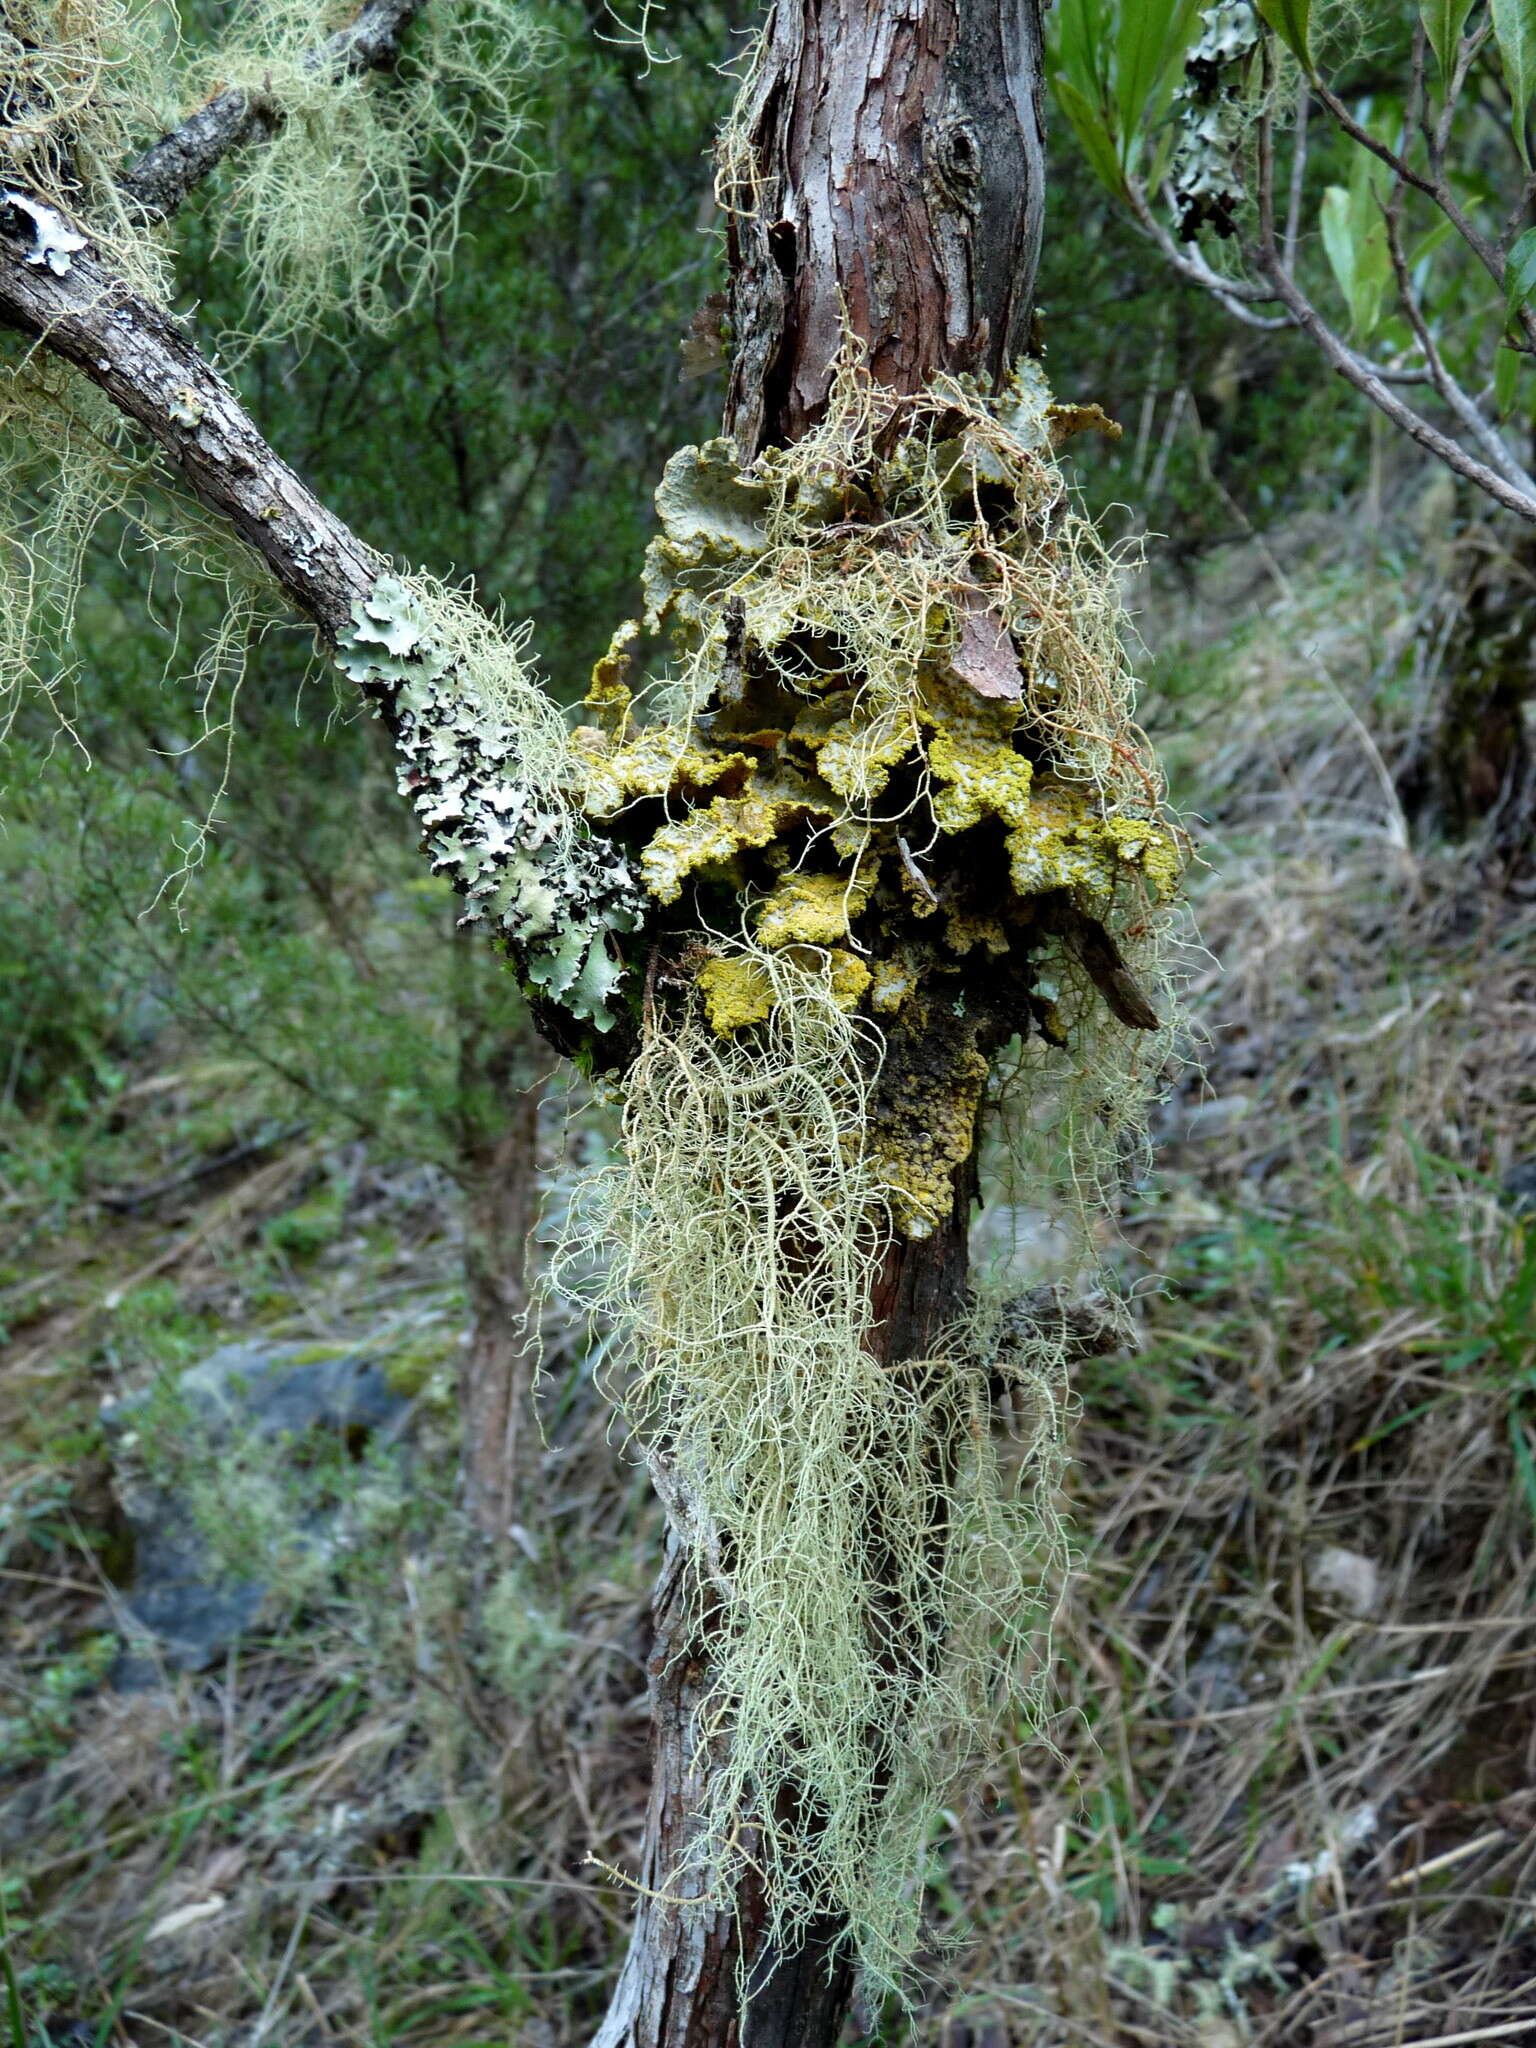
<box><xmin>2</xmin><ymin>484</ymin><xmax>1534</xmax><ymax>2047</ymax></box>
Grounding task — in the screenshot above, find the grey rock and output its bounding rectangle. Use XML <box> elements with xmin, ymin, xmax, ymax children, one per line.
<box><xmin>102</xmin><ymin>1341</ymin><xmax>410</xmax><ymax>1675</ymax></box>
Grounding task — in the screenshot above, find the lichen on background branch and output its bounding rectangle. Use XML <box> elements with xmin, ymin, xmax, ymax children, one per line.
<box><xmin>0</xmin><ymin>191</ymin><xmax>643</xmax><ymax>1042</ymax></box>
<box><xmin>2</xmin><ymin>0</ymin><xmax>542</xmax><ymax>335</ymax></box>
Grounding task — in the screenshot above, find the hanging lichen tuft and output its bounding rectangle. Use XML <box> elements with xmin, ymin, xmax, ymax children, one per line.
<box><xmin>552</xmin><ymin>939</ymin><xmax>1071</xmax><ymax>1988</ymax></box>
<box><xmin>548</xmin><ymin>342</ymin><xmax>1185</xmax><ymax>1987</ymax></box>
<box><xmin>186</xmin><ymin>0</ymin><xmax>543</xmax><ymax>347</ymax></box>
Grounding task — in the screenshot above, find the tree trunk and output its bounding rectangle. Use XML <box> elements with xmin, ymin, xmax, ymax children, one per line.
<box><xmin>595</xmin><ymin>11</ymin><xmax>1046</xmax><ymax>2041</ymax></box>
<box><xmin>1399</xmin><ymin>531</ymin><xmax>1536</xmax><ymax>864</ymax></box>
<box><xmin>453</xmin><ymin>961</ymin><xmax>548</xmax><ymax>1554</ymax></box>
<box><xmin>458</xmin><ymin>1076</ymin><xmax>544</xmax><ymax>1550</ymax></box>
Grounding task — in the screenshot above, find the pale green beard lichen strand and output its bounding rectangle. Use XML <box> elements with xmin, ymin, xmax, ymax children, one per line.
<box><xmin>545</xmin><ymin>345</ymin><xmax>1185</xmax><ymax>1995</ymax></box>
<box><xmin>550</xmin><ymin>940</ymin><xmax>1070</xmax><ymax>1992</ymax></box>
<box><xmin>336</xmin><ymin>573</ymin><xmax>644</xmax><ymax>1030</ymax></box>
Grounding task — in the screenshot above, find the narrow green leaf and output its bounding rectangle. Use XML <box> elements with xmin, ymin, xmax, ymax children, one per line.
<box><xmin>1051</xmin><ymin>74</ymin><xmax>1130</xmax><ymax>201</ymax></box>
<box><xmin>1114</xmin><ymin>0</ymin><xmax>1198</xmax><ymax>148</ymax></box>
<box><xmin>0</xmin><ymin>1880</ymin><xmax>29</xmax><ymax>2048</ymax></box>
<box><xmin>1320</xmin><ymin>180</ymin><xmax>1392</xmax><ymax>337</ymax></box>
<box><xmin>1511</xmin><ymin>1403</ymin><xmax>1536</xmax><ymax>1532</ymax></box>
<box><xmin>1054</xmin><ymin>0</ymin><xmax>1114</xmax><ymax>103</ymax></box>
<box><xmin>1255</xmin><ymin>0</ymin><xmax>1314</xmax><ymax>69</ymax></box>
<box><xmin>1495</xmin><ymin>340</ymin><xmax>1521</xmax><ymax>417</ymax></box>
<box><xmin>1506</xmin><ymin>225</ymin><xmax>1536</xmax><ymax>314</ymax></box>
<box><xmin>1320</xmin><ymin>185</ymin><xmax>1357</xmax><ymax>313</ymax></box>
<box><xmin>1409</xmin><ymin>213</ymin><xmax>1458</xmax><ymax>269</ymax></box>
<box><xmin>1420</xmin><ymin>0</ymin><xmax>1477</xmax><ymax>80</ymax></box>
<box><xmin>1491</xmin><ymin>0</ymin><xmax>1536</xmax><ymax>166</ymax></box>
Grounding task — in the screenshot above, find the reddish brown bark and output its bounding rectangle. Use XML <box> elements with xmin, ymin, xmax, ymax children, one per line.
<box><xmin>457</xmin><ymin>1084</ymin><xmax>545</xmax><ymax>1550</ymax></box>
<box><xmin>593</xmin><ymin>6</ymin><xmax>1046</xmax><ymax>2043</ymax></box>
<box><xmin>723</xmin><ymin>0</ymin><xmax>1046</xmax><ymax>458</ymax></box>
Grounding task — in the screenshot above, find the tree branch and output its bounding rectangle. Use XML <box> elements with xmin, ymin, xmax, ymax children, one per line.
<box><xmin>1311</xmin><ymin>69</ymin><xmax>1536</xmax><ymax>356</ymax></box>
<box><xmin>0</xmin><ymin>189</ymin><xmax>650</xmax><ymax>1055</ymax></box>
<box><xmin>1381</xmin><ymin>187</ymin><xmax>1536</xmax><ymax>500</ymax></box>
<box><xmin>1127</xmin><ymin>172</ymin><xmax>1432</xmax><ymax>384</ymax></box>
<box><xmin>1249</xmin><ymin>205</ymin><xmax>1536</xmax><ymax>523</ymax></box>
<box><xmin>1243</xmin><ymin>64</ymin><xmax>1536</xmax><ymax>523</ymax></box>
<box><xmin>118</xmin><ymin>0</ymin><xmax>426</xmax><ymax>222</ymax></box>
<box><xmin>0</xmin><ymin>193</ymin><xmax>378</xmax><ymax>619</ymax></box>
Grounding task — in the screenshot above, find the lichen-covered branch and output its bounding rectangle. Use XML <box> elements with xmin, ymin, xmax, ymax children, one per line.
<box><xmin>0</xmin><ymin>190</ymin><xmax>648</xmax><ymax>1048</ymax></box>
<box><xmin>118</xmin><ymin>0</ymin><xmax>428</xmax><ymax>221</ymax></box>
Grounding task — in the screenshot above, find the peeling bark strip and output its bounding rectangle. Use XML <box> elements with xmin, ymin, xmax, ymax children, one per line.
<box><xmin>722</xmin><ymin>0</ymin><xmax>1047</xmax><ymax>456</ymax></box>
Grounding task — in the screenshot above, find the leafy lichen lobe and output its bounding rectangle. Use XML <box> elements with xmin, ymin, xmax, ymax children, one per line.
<box><xmin>571</xmin><ymin>349</ymin><xmax>1182</xmax><ymax>1230</ymax></box>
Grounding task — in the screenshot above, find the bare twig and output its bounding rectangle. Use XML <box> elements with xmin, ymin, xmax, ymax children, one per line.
<box><xmin>1282</xmin><ymin>79</ymin><xmax>1309</xmax><ymax>274</ymax></box>
<box><xmin>1311</xmin><ymin>71</ymin><xmax>1536</xmax><ymax>354</ymax></box>
<box><xmin>1381</xmin><ymin>188</ymin><xmax>1536</xmax><ymax>497</ymax></box>
<box><xmin>1256</xmin><ymin>251</ymin><xmax>1536</xmax><ymax>521</ymax></box>
<box><xmin>1253</xmin><ymin>64</ymin><xmax>1536</xmax><ymax>524</ymax></box>
<box><xmin>1127</xmin><ymin>172</ymin><xmax>1430</xmax><ymax>384</ymax></box>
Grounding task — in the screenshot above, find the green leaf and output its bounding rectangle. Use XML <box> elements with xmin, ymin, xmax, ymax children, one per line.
<box><xmin>1420</xmin><ymin>0</ymin><xmax>1476</xmax><ymax>80</ymax></box>
<box><xmin>1053</xmin><ymin>0</ymin><xmax>1114</xmax><ymax>103</ymax></box>
<box><xmin>1255</xmin><ymin>0</ymin><xmax>1313</xmax><ymax>69</ymax></box>
<box><xmin>1319</xmin><ymin>178</ymin><xmax>1392</xmax><ymax>337</ymax></box>
<box><xmin>1114</xmin><ymin>0</ymin><xmax>1201</xmax><ymax>149</ymax></box>
<box><xmin>1508</xmin><ymin>226</ymin><xmax>1536</xmax><ymax>315</ymax></box>
<box><xmin>1495</xmin><ymin>341</ymin><xmax>1521</xmax><ymax>417</ymax></box>
<box><xmin>1409</xmin><ymin>214</ymin><xmax>1458</xmax><ymax>269</ymax></box>
<box><xmin>1051</xmin><ymin>74</ymin><xmax>1130</xmax><ymax>201</ymax></box>
<box><xmin>1491</xmin><ymin>0</ymin><xmax>1536</xmax><ymax>166</ymax></box>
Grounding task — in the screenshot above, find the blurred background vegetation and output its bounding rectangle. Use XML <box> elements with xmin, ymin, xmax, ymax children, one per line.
<box><xmin>2</xmin><ymin>1</ymin><xmax>1534</xmax><ymax>2043</ymax></box>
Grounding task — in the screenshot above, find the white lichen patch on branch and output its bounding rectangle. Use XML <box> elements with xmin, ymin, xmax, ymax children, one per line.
<box><xmin>1</xmin><ymin>193</ymin><xmax>87</xmax><ymax>274</ymax></box>
<box><xmin>335</xmin><ymin>573</ymin><xmax>645</xmax><ymax>1031</ymax></box>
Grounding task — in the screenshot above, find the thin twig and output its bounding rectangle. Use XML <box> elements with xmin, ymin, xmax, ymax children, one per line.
<box><xmin>1282</xmin><ymin>80</ymin><xmax>1309</xmax><ymax>274</ymax></box>
<box><xmin>1381</xmin><ymin>188</ymin><xmax>1536</xmax><ymax>496</ymax></box>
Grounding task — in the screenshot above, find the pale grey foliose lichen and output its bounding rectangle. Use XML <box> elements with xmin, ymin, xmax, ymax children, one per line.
<box><xmin>1169</xmin><ymin>0</ymin><xmax>1261</xmax><ymax>242</ymax></box>
<box><xmin>2</xmin><ymin>191</ymin><xmax>88</xmax><ymax>273</ymax></box>
<box><xmin>336</xmin><ymin>576</ymin><xmax>644</xmax><ymax>1031</ymax></box>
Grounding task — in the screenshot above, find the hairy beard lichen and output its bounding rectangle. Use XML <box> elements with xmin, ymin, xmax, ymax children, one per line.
<box><xmin>550</xmin><ymin>940</ymin><xmax>1071</xmax><ymax>1991</ymax></box>
<box><xmin>547</xmin><ymin>341</ymin><xmax>1186</xmax><ymax>1994</ymax></box>
<box><xmin>188</xmin><ymin>0</ymin><xmax>543</xmax><ymax>348</ymax></box>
